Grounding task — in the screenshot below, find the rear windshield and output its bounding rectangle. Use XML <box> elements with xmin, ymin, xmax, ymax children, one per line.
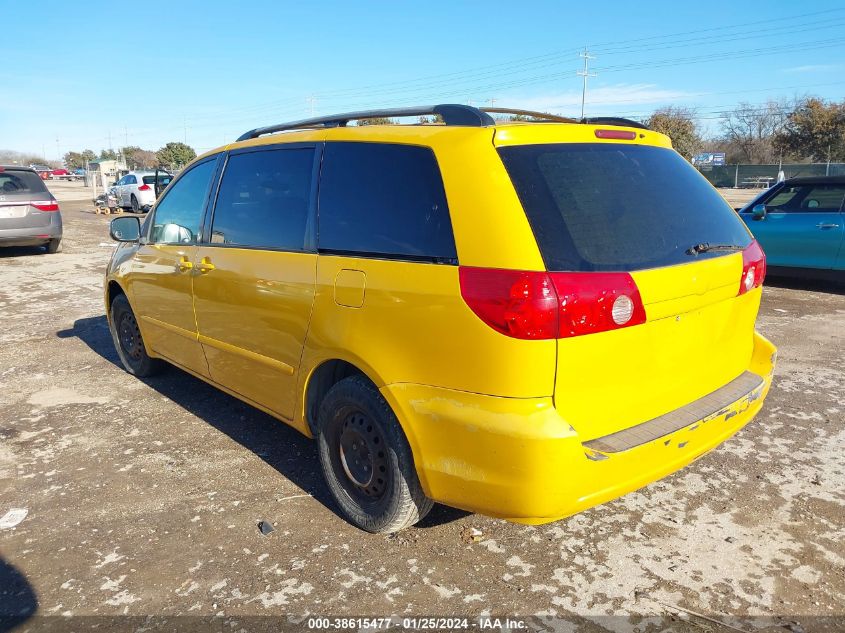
<box><xmin>498</xmin><ymin>144</ymin><xmax>752</xmax><ymax>271</ymax></box>
<box><xmin>0</xmin><ymin>169</ymin><xmax>48</xmax><ymax>195</ymax></box>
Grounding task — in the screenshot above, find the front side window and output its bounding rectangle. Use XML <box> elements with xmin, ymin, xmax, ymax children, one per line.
<box><xmin>766</xmin><ymin>184</ymin><xmax>845</xmax><ymax>213</ymax></box>
<box><xmin>210</xmin><ymin>148</ymin><xmax>314</xmax><ymax>250</ymax></box>
<box><xmin>317</xmin><ymin>142</ymin><xmax>457</xmax><ymax>262</ymax></box>
<box><xmin>150</xmin><ymin>158</ymin><xmax>217</xmax><ymax>244</ymax></box>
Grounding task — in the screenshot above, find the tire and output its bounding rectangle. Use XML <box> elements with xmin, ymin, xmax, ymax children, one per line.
<box><xmin>317</xmin><ymin>375</ymin><xmax>433</xmax><ymax>533</ymax></box>
<box><xmin>45</xmin><ymin>239</ymin><xmax>61</xmax><ymax>254</ymax></box>
<box><xmin>109</xmin><ymin>294</ymin><xmax>163</xmax><ymax>377</ymax></box>
<box><xmin>130</xmin><ymin>195</ymin><xmax>140</xmax><ymax>213</ymax></box>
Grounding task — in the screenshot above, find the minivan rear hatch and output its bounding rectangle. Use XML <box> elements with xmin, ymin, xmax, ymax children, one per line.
<box><xmin>0</xmin><ymin>168</ymin><xmax>56</xmax><ymax>227</ymax></box>
<box><xmin>496</xmin><ymin>130</ymin><xmax>762</xmax><ymax>441</ymax></box>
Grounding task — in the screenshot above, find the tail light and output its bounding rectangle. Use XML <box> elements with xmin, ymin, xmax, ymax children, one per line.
<box><xmin>550</xmin><ymin>272</ymin><xmax>646</xmax><ymax>337</ymax></box>
<box><xmin>138</xmin><ymin>184</ymin><xmax>151</xmax><ymax>191</ymax></box>
<box><xmin>31</xmin><ymin>201</ymin><xmax>59</xmax><ymax>212</ymax></box>
<box><xmin>459</xmin><ymin>267</ymin><xmax>646</xmax><ymax>340</ymax></box>
<box><xmin>738</xmin><ymin>240</ymin><xmax>766</xmax><ymax>295</ymax></box>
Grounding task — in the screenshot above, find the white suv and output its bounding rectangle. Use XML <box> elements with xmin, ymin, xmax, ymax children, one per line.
<box><xmin>112</xmin><ymin>171</ymin><xmax>172</xmax><ymax>213</ymax></box>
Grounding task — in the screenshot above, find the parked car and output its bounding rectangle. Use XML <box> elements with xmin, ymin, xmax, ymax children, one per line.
<box><xmin>50</xmin><ymin>168</ymin><xmax>69</xmax><ymax>177</ymax></box>
<box><xmin>738</xmin><ymin>176</ymin><xmax>844</xmax><ymax>279</ymax></box>
<box><xmin>0</xmin><ymin>166</ymin><xmax>62</xmax><ymax>253</ymax></box>
<box><xmin>104</xmin><ymin>104</ymin><xmax>776</xmax><ymax>533</ymax></box>
<box><xmin>29</xmin><ymin>164</ymin><xmax>52</xmax><ymax>180</ymax></box>
<box><xmin>112</xmin><ymin>171</ymin><xmax>172</xmax><ymax>212</ymax></box>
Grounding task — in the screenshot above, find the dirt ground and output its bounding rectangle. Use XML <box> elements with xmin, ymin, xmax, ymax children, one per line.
<box><xmin>1</xmin><ymin>182</ymin><xmax>843</xmax><ymax>632</ymax></box>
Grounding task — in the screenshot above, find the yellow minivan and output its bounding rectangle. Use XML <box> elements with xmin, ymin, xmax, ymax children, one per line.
<box><xmin>105</xmin><ymin>105</ymin><xmax>775</xmax><ymax>533</ymax></box>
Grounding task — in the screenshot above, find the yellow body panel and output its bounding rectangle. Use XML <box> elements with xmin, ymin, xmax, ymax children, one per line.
<box><xmin>106</xmin><ymin>119</ymin><xmax>776</xmax><ymax>524</ymax></box>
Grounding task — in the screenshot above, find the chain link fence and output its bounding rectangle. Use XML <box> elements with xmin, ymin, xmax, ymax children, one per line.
<box><xmin>698</xmin><ymin>163</ymin><xmax>845</xmax><ymax>188</ymax></box>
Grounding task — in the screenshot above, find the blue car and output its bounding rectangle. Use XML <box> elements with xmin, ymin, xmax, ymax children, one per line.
<box><xmin>738</xmin><ymin>176</ymin><xmax>845</xmax><ymax>279</ymax></box>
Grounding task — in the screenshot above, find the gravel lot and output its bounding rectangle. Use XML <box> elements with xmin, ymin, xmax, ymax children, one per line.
<box><xmin>1</xmin><ymin>182</ymin><xmax>843</xmax><ymax>632</ymax></box>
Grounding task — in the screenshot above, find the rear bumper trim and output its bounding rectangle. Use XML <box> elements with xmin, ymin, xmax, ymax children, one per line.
<box><xmin>583</xmin><ymin>370</ymin><xmax>765</xmax><ymax>454</ymax></box>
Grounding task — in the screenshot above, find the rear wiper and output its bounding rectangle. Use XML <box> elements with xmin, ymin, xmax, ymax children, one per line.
<box><xmin>685</xmin><ymin>242</ymin><xmax>745</xmax><ymax>255</ymax></box>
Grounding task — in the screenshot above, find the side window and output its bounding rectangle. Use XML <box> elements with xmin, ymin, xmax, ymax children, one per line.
<box><xmin>318</xmin><ymin>142</ymin><xmax>457</xmax><ymax>262</ymax></box>
<box><xmin>769</xmin><ymin>185</ymin><xmax>845</xmax><ymax>213</ymax></box>
<box><xmin>115</xmin><ymin>176</ymin><xmax>126</xmax><ymax>186</ymax></box>
<box><xmin>126</xmin><ymin>175</ymin><xmax>137</xmax><ymax>185</ymax></box>
<box><xmin>210</xmin><ymin>148</ymin><xmax>314</xmax><ymax>250</ymax></box>
<box><xmin>150</xmin><ymin>159</ymin><xmax>217</xmax><ymax>244</ymax></box>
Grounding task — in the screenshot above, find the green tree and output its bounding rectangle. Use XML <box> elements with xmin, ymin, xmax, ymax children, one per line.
<box><xmin>774</xmin><ymin>98</ymin><xmax>845</xmax><ymax>162</ymax></box>
<box><xmin>646</xmin><ymin>107</ymin><xmax>701</xmax><ymax>160</ymax></box>
<box><xmin>82</xmin><ymin>149</ymin><xmax>96</xmax><ymax>163</ymax></box>
<box><xmin>63</xmin><ymin>151</ymin><xmax>84</xmax><ymax>169</ymax></box>
<box><xmin>99</xmin><ymin>148</ymin><xmax>118</xmax><ymax>160</ymax></box>
<box><xmin>156</xmin><ymin>142</ymin><xmax>196</xmax><ymax>169</ymax></box>
<box><xmin>356</xmin><ymin>117</ymin><xmax>394</xmax><ymax>126</ymax></box>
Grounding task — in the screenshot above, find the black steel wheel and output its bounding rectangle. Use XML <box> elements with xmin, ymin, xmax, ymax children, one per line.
<box><xmin>108</xmin><ymin>294</ymin><xmax>163</xmax><ymax>377</ymax></box>
<box><xmin>318</xmin><ymin>375</ymin><xmax>432</xmax><ymax>533</ymax></box>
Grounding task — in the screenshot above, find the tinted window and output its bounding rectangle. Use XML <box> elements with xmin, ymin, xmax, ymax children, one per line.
<box><xmin>318</xmin><ymin>142</ymin><xmax>457</xmax><ymax>262</ymax></box>
<box><xmin>142</xmin><ymin>174</ymin><xmax>171</xmax><ymax>186</ymax></box>
<box><xmin>126</xmin><ymin>175</ymin><xmax>137</xmax><ymax>185</ymax></box>
<box><xmin>0</xmin><ymin>170</ymin><xmax>48</xmax><ymax>195</ymax></box>
<box><xmin>765</xmin><ymin>184</ymin><xmax>845</xmax><ymax>212</ymax></box>
<box><xmin>499</xmin><ymin>144</ymin><xmax>752</xmax><ymax>272</ymax></box>
<box><xmin>210</xmin><ymin>148</ymin><xmax>314</xmax><ymax>250</ymax></box>
<box><xmin>150</xmin><ymin>159</ymin><xmax>217</xmax><ymax>244</ymax></box>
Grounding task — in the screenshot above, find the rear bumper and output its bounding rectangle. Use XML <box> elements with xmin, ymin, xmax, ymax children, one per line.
<box><xmin>0</xmin><ymin>217</ymin><xmax>62</xmax><ymax>246</ymax></box>
<box><xmin>382</xmin><ymin>331</ymin><xmax>776</xmax><ymax>524</ymax></box>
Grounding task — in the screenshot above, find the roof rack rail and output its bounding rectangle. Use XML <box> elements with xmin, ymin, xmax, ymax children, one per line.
<box><xmin>236</xmin><ymin>104</ymin><xmax>496</xmax><ymax>141</ymax></box>
<box><xmin>481</xmin><ymin>108</ymin><xmax>579</xmax><ymax>123</ymax></box>
<box><xmin>582</xmin><ymin>116</ymin><xmax>649</xmax><ymax>130</ymax></box>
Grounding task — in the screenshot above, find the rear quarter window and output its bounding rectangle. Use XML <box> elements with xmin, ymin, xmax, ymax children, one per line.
<box><xmin>317</xmin><ymin>142</ymin><xmax>457</xmax><ymax>263</ymax></box>
<box><xmin>498</xmin><ymin>143</ymin><xmax>752</xmax><ymax>271</ymax></box>
<box><xmin>0</xmin><ymin>170</ymin><xmax>48</xmax><ymax>195</ymax></box>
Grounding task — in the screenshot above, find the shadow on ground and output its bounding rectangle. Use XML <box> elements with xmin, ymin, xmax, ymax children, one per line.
<box><xmin>766</xmin><ymin>273</ymin><xmax>845</xmax><ymax>296</ymax></box>
<box><xmin>0</xmin><ymin>557</ymin><xmax>37</xmax><ymax>632</ymax></box>
<box><xmin>57</xmin><ymin>315</ymin><xmax>468</xmax><ymax>530</ymax></box>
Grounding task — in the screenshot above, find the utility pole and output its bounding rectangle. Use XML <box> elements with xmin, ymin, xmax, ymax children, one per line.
<box><xmin>488</xmin><ymin>98</ymin><xmax>497</xmax><ymax>108</ymax></box>
<box><xmin>307</xmin><ymin>95</ymin><xmax>316</xmax><ymax>116</ymax></box>
<box><xmin>577</xmin><ymin>47</ymin><xmax>596</xmax><ymax>120</ymax></box>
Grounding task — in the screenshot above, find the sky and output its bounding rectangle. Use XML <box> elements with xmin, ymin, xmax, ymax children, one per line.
<box><xmin>2</xmin><ymin>1</ymin><xmax>844</xmax><ymax>160</ymax></box>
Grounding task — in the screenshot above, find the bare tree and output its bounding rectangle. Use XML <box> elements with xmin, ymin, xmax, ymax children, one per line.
<box><xmin>720</xmin><ymin>100</ymin><xmax>792</xmax><ymax>164</ymax></box>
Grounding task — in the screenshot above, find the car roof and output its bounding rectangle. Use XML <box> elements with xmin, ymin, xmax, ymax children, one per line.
<box><xmin>784</xmin><ymin>175</ymin><xmax>845</xmax><ymax>185</ymax></box>
<box><xmin>0</xmin><ymin>165</ymin><xmax>37</xmax><ymax>173</ymax></box>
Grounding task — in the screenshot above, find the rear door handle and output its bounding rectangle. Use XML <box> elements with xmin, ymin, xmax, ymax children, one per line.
<box><xmin>176</xmin><ymin>256</ymin><xmax>193</xmax><ymax>272</ymax></box>
<box><xmin>197</xmin><ymin>257</ymin><xmax>215</xmax><ymax>273</ymax></box>
<box><xmin>816</xmin><ymin>223</ymin><xmax>840</xmax><ymax>229</ymax></box>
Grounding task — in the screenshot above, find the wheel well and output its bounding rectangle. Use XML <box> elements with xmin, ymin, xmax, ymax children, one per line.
<box><xmin>305</xmin><ymin>360</ymin><xmax>366</xmax><ymax>435</ymax></box>
<box><xmin>107</xmin><ymin>281</ymin><xmax>125</xmax><ymax>309</ymax></box>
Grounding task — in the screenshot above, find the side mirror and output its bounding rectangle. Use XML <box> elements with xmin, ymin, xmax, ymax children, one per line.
<box><xmin>751</xmin><ymin>203</ymin><xmax>767</xmax><ymax>220</ymax></box>
<box><xmin>110</xmin><ymin>216</ymin><xmax>141</xmax><ymax>242</ymax></box>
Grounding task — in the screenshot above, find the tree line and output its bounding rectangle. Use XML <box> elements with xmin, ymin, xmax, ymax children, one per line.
<box><xmin>647</xmin><ymin>96</ymin><xmax>845</xmax><ymax>164</ymax></box>
<box><xmin>61</xmin><ymin>142</ymin><xmax>197</xmax><ymax>171</ymax></box>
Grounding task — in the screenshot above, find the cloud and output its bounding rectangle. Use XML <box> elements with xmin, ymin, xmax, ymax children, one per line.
<box><xmin>500</xmin><ymin>84</ymin><xmax>698</xmax><ymax>115</ymax></box>
<box><xmin>782</xmin><ymin>64</ymin><xmax>842</xmax><ymax>74</ymax></box>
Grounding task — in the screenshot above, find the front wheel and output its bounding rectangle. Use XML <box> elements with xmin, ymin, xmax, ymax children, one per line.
<box><xmin>108</xmin><ymin>294</ymin><xmax>163</xmax><ymax>377</ymax></box>
<box><xmin>317</xmin><ymin>375</ymin><xmax>433</xmax><ymax>533</ymax></box>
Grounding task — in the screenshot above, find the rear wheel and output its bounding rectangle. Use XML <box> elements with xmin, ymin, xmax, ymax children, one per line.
<box><xmin>317</xmin><ymin>375</ymin><xmax>432</xmax><ymax>533</ymax></box>
<box><xmin>46</xmin><ymin>239</ymin><xmax>61</xmax><ymax>254</ymax></box>
<box><xmin>109</xmin><ymin>294</ymin><xmax>163</xmax><ymax>377</ymax></box>
<box><xmin>130</xmin><ymin>195</ymin><xmax>140</xmax><ymax>213</ymax></box>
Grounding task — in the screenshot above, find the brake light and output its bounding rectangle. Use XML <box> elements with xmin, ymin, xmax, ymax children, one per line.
<box><xmin>459</xmin><ymin>267</ymin><xmax>646</xmax><ymax>339</ymax></box>
<box><xmin>138</xmin><ymin>184</ymin><xmax>151</xmax><ymax>191</ymax></box>
<box><xmin>31</xmin><ymin>201</ymin><xmax>59</xmax><ymax>212</ymax></box>
<box><xmin>459</xmin><ymin>268</ymin><xmax>558</xmax><ymax>339</ymax></box>
<box><xmin>595</xmin><ymin>129</ymin><xmax>637</xmax><ymax>140</ymax></box>
<box><xmin>739</xmin><ymin>240</ymin><xmax>766</xmax><ymax>295</ymax></box>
